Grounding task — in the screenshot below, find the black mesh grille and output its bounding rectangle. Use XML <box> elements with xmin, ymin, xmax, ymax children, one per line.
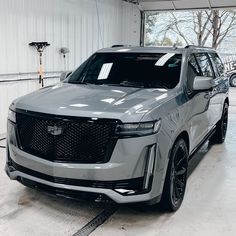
<box><xmin>16</xmin><ymin>111</ymin><xmax>118</xmax><ymax>163</ymax></box>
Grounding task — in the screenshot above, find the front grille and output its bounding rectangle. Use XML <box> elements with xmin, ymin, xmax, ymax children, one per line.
<box><xmin>16</xmin><ymin>111</ymin><xmax>118</xmax><ymax>163</ymax></box>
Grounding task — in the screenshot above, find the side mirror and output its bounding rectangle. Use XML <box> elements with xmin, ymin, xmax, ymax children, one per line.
<box><xmin>60</xmin><ymin>71</ymin><xmax>72</xmax><ymax>82</ymax></box>
<box><xmin>193</xmin><ymin>76</ymin><xmax>214</xmax><ymax>91</ymax></box>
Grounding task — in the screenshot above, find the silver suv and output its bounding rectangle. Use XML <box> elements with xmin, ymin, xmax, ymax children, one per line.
<box><xmin>6</xmin><ymin>46</ymin><xmax>229</xmax><ymax>211</ymax></box>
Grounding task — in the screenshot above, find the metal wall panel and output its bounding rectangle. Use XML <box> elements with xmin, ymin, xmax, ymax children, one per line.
<box><xmin>0</xmin><ymin>78</ymin><xmax>60</xmax><ymax>135</ymax></box>
<box><xmin>0</xmin><ymin>0</ymin><xmax>141</xmax><ymax>135</ymax></box>
<box><xmin>0</xmin><ymin>0</ymin><xmax>140</xmax><ymax>74</ymax></box>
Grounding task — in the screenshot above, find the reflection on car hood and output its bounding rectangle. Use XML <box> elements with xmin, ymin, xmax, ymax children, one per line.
<box><xmin>14</xmin><ymin>83</ymin><xmax>170</xmax><ymax>122</ymax></box>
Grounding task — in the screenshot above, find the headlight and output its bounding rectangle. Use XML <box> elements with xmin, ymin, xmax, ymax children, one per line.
<box><xmin>116</xmin><ymin>120</ymin><xmax>161</xmax><ymax>137</ymax></box>
<box><xmin>8</xmin><ymin>109</ymin><xmax>16</xmax><ymax>123</ymax></box>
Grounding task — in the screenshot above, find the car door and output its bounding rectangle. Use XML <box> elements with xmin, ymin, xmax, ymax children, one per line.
<box><xmin>186</xmin><ymin>53</ymin><xmax>212</xmax><ymax>150</ymax></box>
<box><xmin>208</xmin><ymin>52</ymin><xmax>227</xmax><ymax>127</ymax></box>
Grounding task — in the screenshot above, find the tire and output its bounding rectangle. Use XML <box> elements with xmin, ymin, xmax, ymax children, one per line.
<box><xmin>230</xmin><ymin>74</ymin><xmax>236</xmax><ymax>87</ymax></box>
<box><xmin>209</xmin><ymin>103</ymin><xmax>228</xmax><ymax>145</ymax></box>
<box><xmin>159</xmin><ymin>139</ymin><xmax>188</xmax><ymax>212</ymax></box>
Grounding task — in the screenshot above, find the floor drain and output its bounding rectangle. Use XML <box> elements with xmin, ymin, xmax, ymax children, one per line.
<box><xmin>73</xmin><ymin>204</ymin><xmax>118</xmax><ymax>236</ymax></box>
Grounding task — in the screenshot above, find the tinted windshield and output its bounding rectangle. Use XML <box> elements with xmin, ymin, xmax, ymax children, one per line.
<box><xmin>68</xmin><ymin>53</ymin><xmax>182</xmax><ymax>89</ymax></box>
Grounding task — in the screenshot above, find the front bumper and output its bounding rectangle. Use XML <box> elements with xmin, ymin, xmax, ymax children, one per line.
<box><xmin>6</xmin><ymin>120</ymin><xmax>167</xmax><ymax>204</ymax></box>
<box><xmin>5</xmin><ymin>162</ymin><xmax>161</xmax><ymax>204</ymax></box>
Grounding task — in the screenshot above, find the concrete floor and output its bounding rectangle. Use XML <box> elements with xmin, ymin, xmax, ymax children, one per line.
<box><xmin>1</xmin><ymin>88</ymin><xmax>236</xmax><ymax>236</ymax></box>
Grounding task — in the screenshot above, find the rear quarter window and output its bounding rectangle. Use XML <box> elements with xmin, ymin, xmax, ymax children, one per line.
<box><xmin>209</xmin><ymin>53</ymin><xmax>225</xmax><ymax>77</ymax></box>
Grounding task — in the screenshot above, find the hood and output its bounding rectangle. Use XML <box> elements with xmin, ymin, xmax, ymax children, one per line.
<box><xmin>13</xmin><ymin>83</ymin><xmax>169</xmax><ymax>122</ymax></box>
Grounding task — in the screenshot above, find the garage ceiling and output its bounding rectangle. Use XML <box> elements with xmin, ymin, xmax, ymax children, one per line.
<box><xmin>125</xmin><ymin>0</ymin><xmax>236</xmax><ymax>11</ymax></box>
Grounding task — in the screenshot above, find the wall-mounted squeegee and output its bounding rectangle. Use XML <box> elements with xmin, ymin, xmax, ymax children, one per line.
<box><xmin>29</xmin><ymin>42</ymin><xmax>50</xmax><ymax>87</ymax></box>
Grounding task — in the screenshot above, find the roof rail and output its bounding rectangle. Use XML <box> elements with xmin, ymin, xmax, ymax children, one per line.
<box><xmin>185</xmin><ymin>45</ymin><xmax>213</xmax><ymax>49</ymax></box>
<box><xmin>185</xmin><ymin>45</ymin><xmax>193</xmax><ymax>48</ymax></box>
<box><xmin>111</xmin><ymin>44</ymin><xmax>132</xmax><ymax>48</ymax></box>
<box><xmin>111</xmin><ymin>45</ymin><xmax>125</xmax><ymax>48</ymax></box>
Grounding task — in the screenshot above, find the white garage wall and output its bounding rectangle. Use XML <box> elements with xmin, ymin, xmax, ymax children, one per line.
<box><xmin>0</xmin><ymin>0</ymin><xmax>141</xmax><ymax>135</ymax></box>
<box><xmin>0</xmin><ymin>76</ymin><xmax>62</xmax><ymax>136</ymax></box>
<box><xmin>0</xmin><ymin>0</ymin><xmax>140</xmax><ymax>74</ymax></box>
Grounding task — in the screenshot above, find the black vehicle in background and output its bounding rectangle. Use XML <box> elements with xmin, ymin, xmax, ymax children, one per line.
<box><xmin>227</xmin><ymin>70</ymin><xmax>236</xmax><ymax>87</ymax></box>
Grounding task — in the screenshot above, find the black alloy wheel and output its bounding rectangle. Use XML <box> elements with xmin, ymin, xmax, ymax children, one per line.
<box><xmin>210</xmin><ymin>103</ymin><xmax>228</xmax><ymax>144</ymax></box>
<box><xmin>221</xmin><ymin>105</ymin><xmax>228</xmax><ymax>142</ymax></box>
<box><xmin>160</xmin><ymin>139</ymin><xmax>188</xmax><ymax>212</ymax></box>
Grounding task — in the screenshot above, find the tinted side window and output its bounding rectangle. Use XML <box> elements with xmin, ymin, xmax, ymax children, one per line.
<box><xmin>187</xmin><ymin>55</ymin><xmax>201</xmax><ymax>91</ymax></box>
<box><xmin>189</xmin><ymin>55</ymin><xmax>201</xmax><ymax>75</ymax></box>
<box><xmin>195</xmin><ymin>53</ymin><xmax>214</xmax><ymax>77</ymax></box>
<box><xmin>209</xmin><ymin>53</ymin><xmax>225</xmax><ymax>76</ymax></box>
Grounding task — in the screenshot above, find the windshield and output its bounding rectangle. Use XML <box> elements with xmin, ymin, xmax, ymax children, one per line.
<box><xmin>68</xmin><ymin>52</ymin><xmax>182</xmax><ymax>89</ymax></box>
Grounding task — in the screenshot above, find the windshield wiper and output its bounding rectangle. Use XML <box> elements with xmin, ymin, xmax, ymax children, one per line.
<box><xmin>104</xmin><ymin>81</ymin><xmax>146</xmax><ymax>88</ymax></box>
<box><xmin>152</xmin><ymin>82</ymin><xmax>169</xmax><ymax>89</ymax></box>
<box><xmin>119</xmin><ymin>81</ymin><xmax>145</xmax><ymax>88</ymax></box>
<box><xmin>69</xmin><ymin>81</ymin><xmax>93</xmax><ymax>85</ymax></box>
<box><xmin>70</xmin><ymin>80</ymin><xmax>169</xmax><ymax>89</ymax></box>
